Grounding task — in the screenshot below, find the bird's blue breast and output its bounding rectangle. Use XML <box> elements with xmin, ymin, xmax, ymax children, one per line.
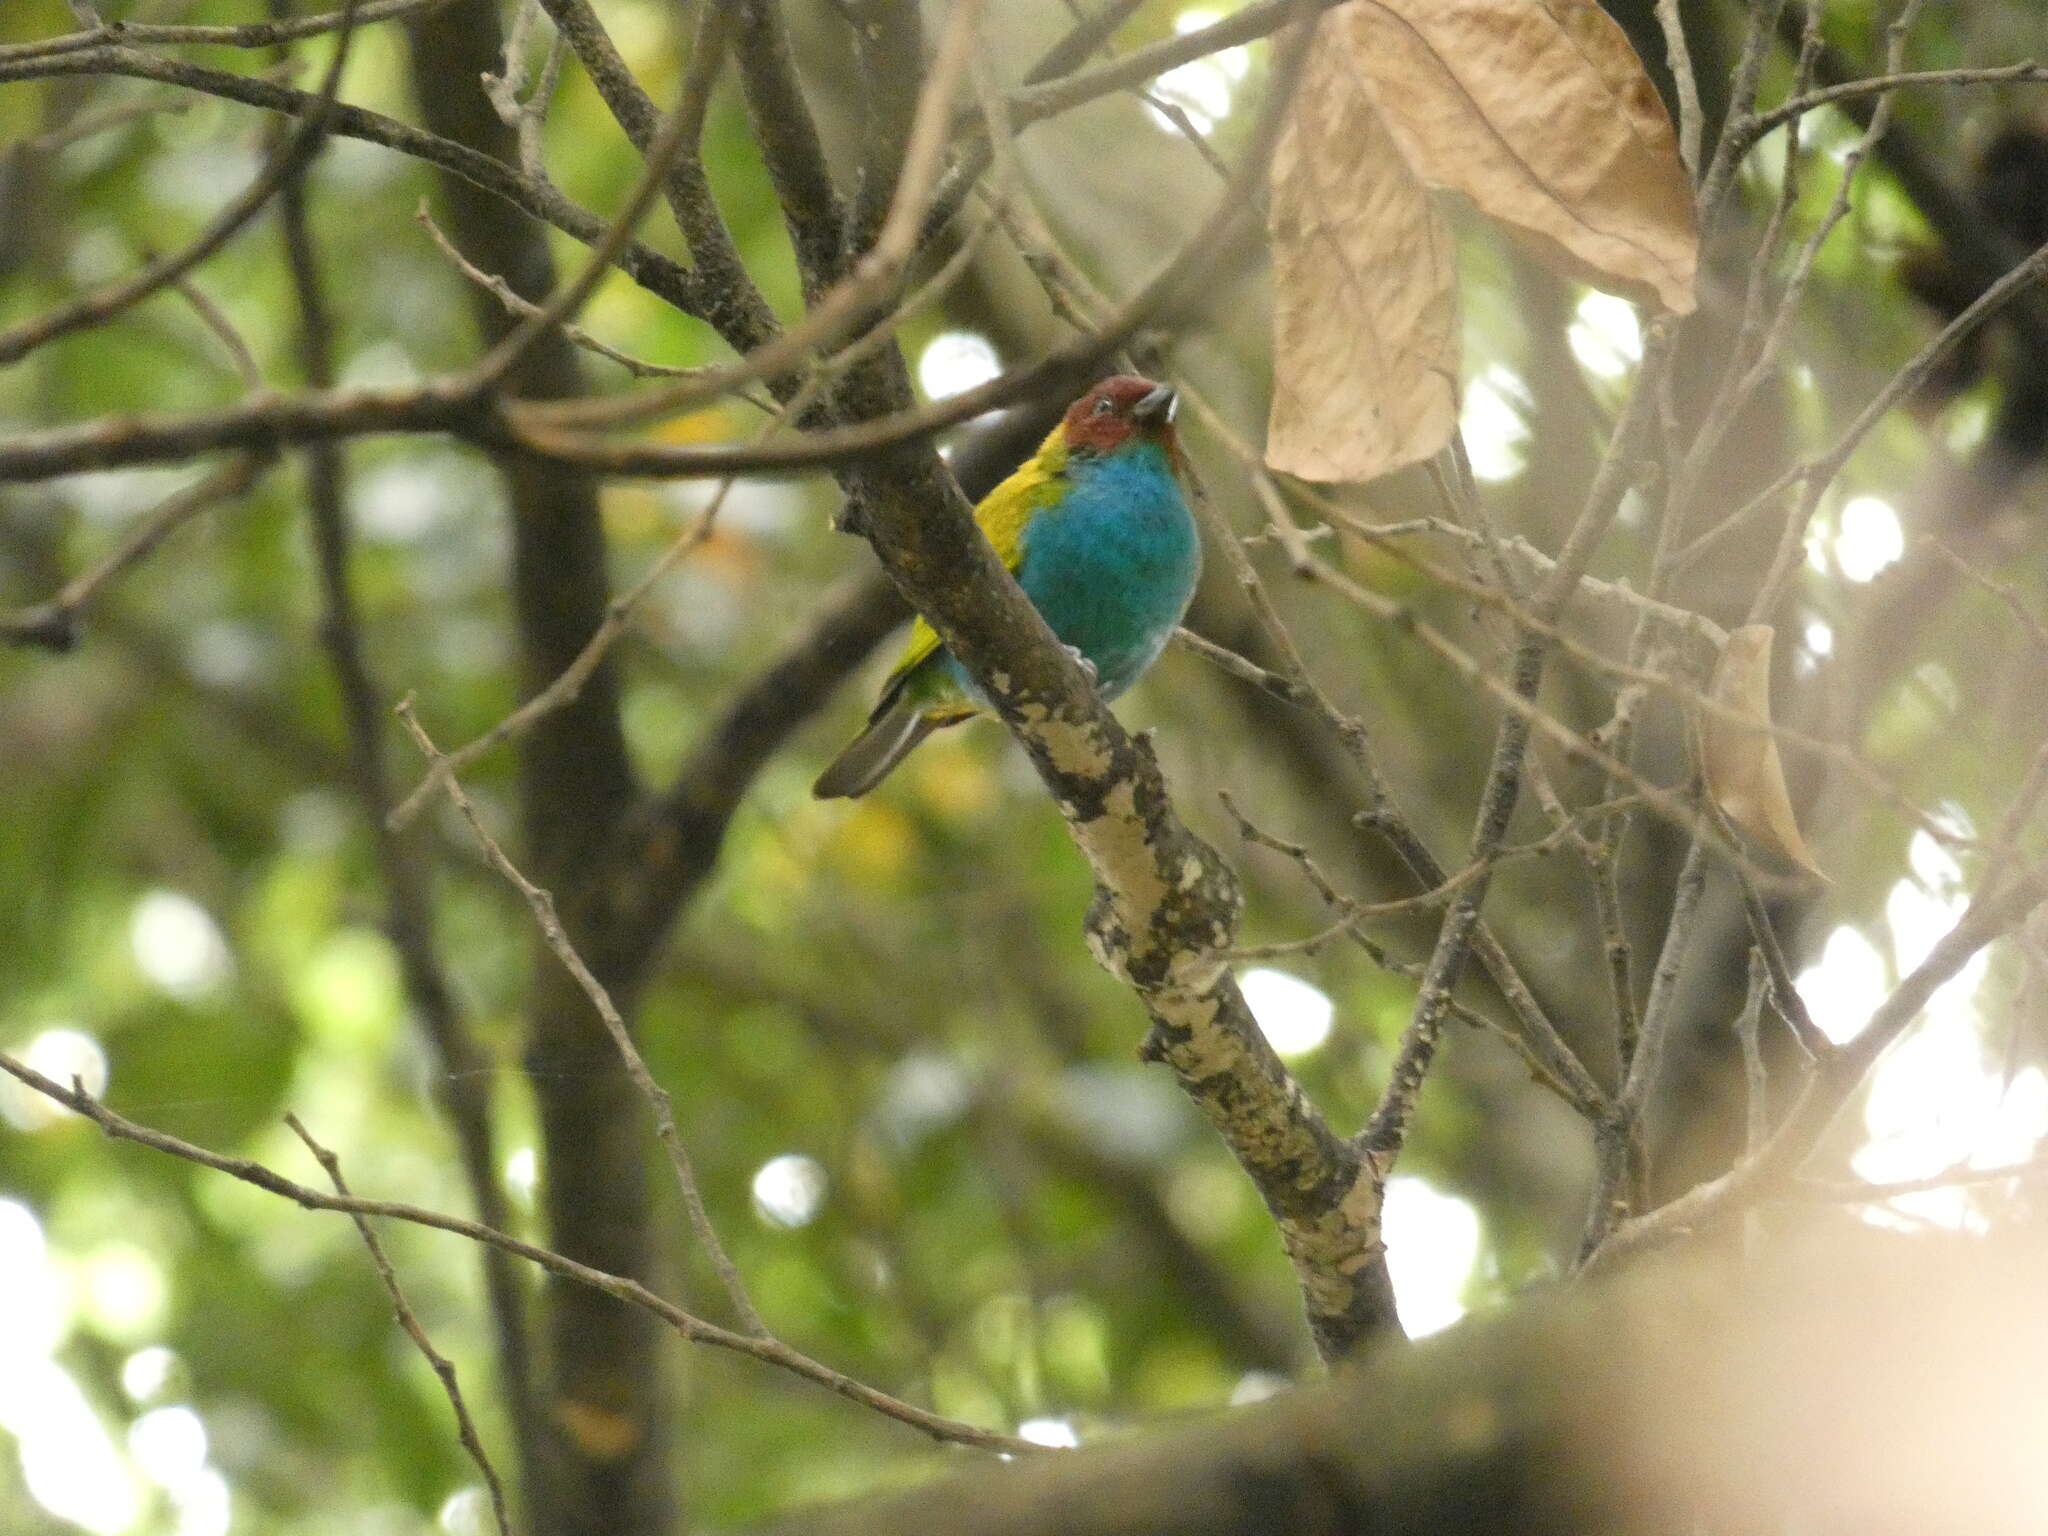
<box><xmin>946</xmin><ymin>441</ymin><xmax>1199</xmax><ymax>703</ymax></box>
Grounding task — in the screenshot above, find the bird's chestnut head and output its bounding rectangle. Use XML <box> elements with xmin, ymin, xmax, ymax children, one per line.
<box><xmin>1060</xmin><ymin>375</ymin><xmax>1179</xmax><ymax>458</ymax></box>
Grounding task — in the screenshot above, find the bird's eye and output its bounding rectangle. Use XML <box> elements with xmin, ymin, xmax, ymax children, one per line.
<box><xmin>1091</xmin><ymin>396</ymin><xmax>1116</xmax><ymax>417</ymax></box>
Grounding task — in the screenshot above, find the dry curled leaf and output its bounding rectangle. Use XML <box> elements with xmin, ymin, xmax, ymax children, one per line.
<box><xmin>1265</xmin><ymin>0</ymin><xmax>1696</xmax><ymax>486</ymax></box>
<box><xmin>1351</xmin><ymin>0</ymin><xmax>1698</xmax><ymax>315</ymax></box>
<box><xmin>1266</xmin><ymin>9</ymin><xmax>1460</xmax><ymax>484</ymax></box>
<box><xmin>1700</xmin><ymin>625</ymin><xmax>1825</xmax><ymax>880</ymax></box>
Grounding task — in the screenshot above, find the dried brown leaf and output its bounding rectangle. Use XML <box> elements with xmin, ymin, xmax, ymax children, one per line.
<box><xmin>1266</xmin><ymin>11</ymin><xmax>1459</xmax><ymax>484</ymax></box>
<box><xmin>1700</xmin><ymin>625</ymin><xmax>1825</xmax><ymax>880</ymax></box>
<box><xmin>1350</xmin><ymin>0</ymin><xmax>1697</xmax><ymax>314</ymax></box>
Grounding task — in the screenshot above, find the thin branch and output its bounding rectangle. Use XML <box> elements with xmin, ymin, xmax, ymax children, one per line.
<box><xmin>387</xmin><ymin>479</ymin><xmax>732</xmax><ymax>829</ymax></box>
<box><xmin>0</xmin><ymin>456</ymin><xmax>266</xmax><ymax>649</ymax></box>
<box><xmin>1925</xmin><ymin>537</ymin><xmax>2048</xmax><ymax>657</ymax></box>
<box><xmin>1338</xmin><ymin>934</ymin><xmax>1587</xmax><ymax>1110</ymax></box>
<box><xmin>1364</xmin><ymin>322</ymin><xmax>1676</xmax><ymax>1165</ymax></box>
<box><xmin>1747</xmin><ymin>60</ymin><xmax>2048</xmax><ymax>140</ymax></box>
<box><xmin>286</xmin><ymin>1117</ymin><xmax>511</xmax><ymax>1536</ymax></box>
<box><xmin>1735</xmin><ymin>953</ymin><xmax>1770</xmax><ymax>1160</ymax></box>
<box><xmin>484</xmin><ymin>0</ymin><xmax>563</xmax><ymax>180</ymax></box>
<box><xmin>520</xmin><ymin>0</ymin><xmax>983</xmax><ymax>435</ymax></box>
<box><xmin>467</xmin><ymin>5</ymin><xmax>733</xmax><ymax>389</ymax></box>
<box><xmin>1793</xmin><ymin>1154</ymin><xmax>2048</xmax><ymax>1203</ymax></box>
<box><xmin>395</xmin><ymin>700</ymin><xmax>769</xmax><ymax>1337</ymax></box>
<box><xmin>168</xmin><ymin>275</ymin><xmax>264</xmax><ymax>389</ymax></box>
<box><xmin>1654</xmin><ymin>0</ymin><xmax>1703</xmax><ymax>177</ymax></box>
<box><xmin>1677</xmin><ymin>225</ymin><xmax>2048</xmax><ymax>574</ymax></box>
<box><xmin>0</xmin><ymin>47</ymin><xmax>707</xmax><ymax>320</ymax></box>
<box><xmin>1695</xmin><ymin>0</ymin><xmax>1788</xmax><ymax>226</ymax></box>
<box><xmin>1171</xmin><ymin>627</ymin><xmax>1311</xmax><ymax>707</ymax></box>
<box><xmin>0</xmin><ymin>0</ymin><xmax>367</xmax><ymax>368</ymax></box>
<box><xmin>415</xmin><ymin>202</ymin><xmax>719</xmax><ymax>381</ymax></box>
<box><xmin>0</xmin><ymin>1053</ymin><xmax>1038</xmax><ymax>1454</ymax></box>
<box><xmin>1732</xmin><ymin>856</ymin><xmax>1831</xmax><ymax>1060</ymax></box>
<box><xmin>1591</xmin><ymin>867</ymin><xmax>2047</xmax><ymax>1267</ymax></box>
<box><xmin>0</xmin><ymin>0</ymin><xmax>451</xmax><ymax>62</ymax></box>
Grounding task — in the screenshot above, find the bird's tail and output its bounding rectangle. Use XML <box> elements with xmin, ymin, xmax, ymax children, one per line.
<box><xmin>812</xmin><ymin>693</ymin><xmax>944</xmax><ymax>799</ymax></box>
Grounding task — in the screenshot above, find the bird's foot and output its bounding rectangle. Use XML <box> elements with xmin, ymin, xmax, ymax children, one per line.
<box><xmin>1063</xmin><ymin>644</ymin><xmax>1099</xmax><ymax>685</ymax></box>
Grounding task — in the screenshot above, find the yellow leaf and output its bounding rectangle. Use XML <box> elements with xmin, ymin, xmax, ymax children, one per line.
<box><xmin>1700</xmin><ymin>625</ymin><xmax>1825</xmax><ymax>880</ymax></box>
<box><xmin>1266</xmin><ymin>11</ymin><xmax>1460</xmax><ymax>484</ymax></box>
<box><xmin>1350</xmin><ymin>0</ymin><xmax>1697</xmax><ymax>314</ymax></box>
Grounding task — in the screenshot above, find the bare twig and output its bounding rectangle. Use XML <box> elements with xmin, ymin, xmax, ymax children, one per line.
<box><xmin>484</xmin><ymin>0</ymin><xmax>564</xmax><ymax>179</ymax></box>
<box><xmin>1677</xmin><ymin>226</ymin><xmax>2048</xmax><ymax>575</ymax></box>
<box><xmin>1731</xmin><ymin>854</ymin><xmax>1831</xmax><ymax>1061</ymax></box>
<box><xmin>0</xmin><ymin>0</ymin><xmax>451</xmax><ymax>62</ymax></box>
<box><xmin>0</xmin><ymin>456</ymin><xmax>266</xmax><ymax>650</ymax></box>
<box><xmin>0</xmin><ymin>48</ymin><xmax>707</xmax><ymax>320</ymax></box>
<box><xmin>1591</xmin><ymin>869</ymin><xmax>2047</xmax><ymax>1267</ymax></box>
<box><xmin>415</xmin><ymin>202</ymin><xmax>721</xmax><ymax>381</ymax></box>
<box><xmin>1926</xmin><ymin>537</ymin><xmax>2048</xmax><ymax>657</ymax></box>
<box><xmin>515</xmin><ymin>0</ymin><xmax>984</xmax><ymax>434</ymax></box>
<box><xmin>387</xmin><ymin>478</ymin><xmax>732</xmax><ymax>829</ymax></box>
<box><xmin>168</xmin><ymin>275</ymin><xmax>263</xmax><ymax>389</ymax></box>
<box><xmin>1746</xmin><ymin>60</ymin><xmax>2048</xmax><ymax>140</ymax></box>
<box><xmin>394</xmin><ymin>700</ymin><xmax>769</xmax><ymax>1337</ymax></box>
<box><xmin>0</xmin><ymin>1053</ymin><xmax>1038</xmax><ymax>1454</ymax></box>
<box><xmin>1654</xmin><ymin>0</ymin><xmax>1703</xmax><ymax>177</ymax></box>
<box><xmin>466</xmin><ymin>3</ymin><xmax>733</xmax><ymax>389</ymax></box>
<box><xmin>0</xmin><ymin>0</ymin><xmax>367</xmax><ymax>368</ymax></box>
<box><xmin>1735</xmin><ymin>951</ymin><xmax>1770</xmax><ymax>1158</ymax></box>
<box><xmin>287</xmin><ymin>1117</ymin><xmax>512</xmax><ymax>1536</ymax></box>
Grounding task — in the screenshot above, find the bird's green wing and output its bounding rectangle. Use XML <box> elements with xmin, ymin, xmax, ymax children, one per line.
<box><xmin>879</xmin><ymin>437</ymin><xmax>1068</xmax><ymax>703</ymax></box>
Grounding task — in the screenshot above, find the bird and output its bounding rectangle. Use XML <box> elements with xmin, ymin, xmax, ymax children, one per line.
<box><xmin>813</xmin><ymin>374</ymin><xmax>1200</xmax><ymax>799</ymax></box>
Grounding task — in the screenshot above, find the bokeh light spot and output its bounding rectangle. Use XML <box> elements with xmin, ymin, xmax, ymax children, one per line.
<box><xmin>1460</xmin><ymin>366</ymin><xmax>1531</xmax><ymax>483</ymax></box>
<box><xmin>1834</xmin><ymin>495</ymin><xmax>1903</xmax><ymax>582</ymax></box>
<box><xmin>120</xmin><ymin>1347</ymin><xmax>176</xmax><ymax>1405</ymax></box>
<box><xmin>917</xmin><ymin>331</ymin><xmax>1000</xmax><ymax>401</ymax></box>
<box><xmin>1797</xmin><ymin>925</ymin><xmax>1888</xmax><ymax>1045</ymax></box>
<box><xmin>1146</xmin><ymin>10</ymin><xmax>1247</xmax><ymax>134</ymax></box>
<box><xmin>129</xmin><ymin>891</ymin><xmax>233</xmax><ymax>1002</ymax></box>
<box><xmin>1383</xmin><ymin>1177</ymin><xmax>1481</xmax><ymax>1338</ymax></box>
<box><xmin>1567</xmin><ymin>290</ymin><xmax>1643</xmax><ymax>379</ymax></box>
<box><xmin>1017</xmin><ymin>1417</ymin><xmax>1079</xmax><ymax>1448</ymax></box>
<box><xmin>751</xmin><ymin>1154</ymin><xmax>828</xmax><ymax>1229</ymax></box>
<box><xmin>1241</xmin><ymin>968</ymin><xmax>1334</xmax><ymax>1058</ymax></box>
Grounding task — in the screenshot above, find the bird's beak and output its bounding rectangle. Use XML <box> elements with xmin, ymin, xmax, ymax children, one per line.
<box><xmin>1132</xmin><ymin>384</ymin><xmax>1177</xmax><ymax>428</ymax></box>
